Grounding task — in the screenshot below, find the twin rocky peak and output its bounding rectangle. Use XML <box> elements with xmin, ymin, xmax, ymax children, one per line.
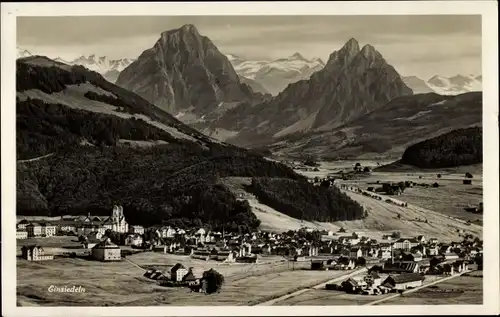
<box><xmin>116</xmin><ymin>24</ymin><xmax>413</xmax><ymax>145</ymax></box>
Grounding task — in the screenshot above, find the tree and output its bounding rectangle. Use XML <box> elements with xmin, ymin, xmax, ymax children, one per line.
<box><xmin>338</xmin><ymin>227</ymin><xmax>346</xmax><ymax>233</ymax></box>
<box><xmin>397</xmin><ymin>213</ymin><xmax>401</xmax><ymax>220</ymax></box>
<box><xmin>391</xmin><ymin>231</ymin><xmax>401</xmax><ymax>239</ymax></box>
<box><xmin>363</xmin><ymin>166</ymin><xmax>371</xmax><ymax>173</ymax></box>
<box><xmin>201</xmin><ymin>269</ymin><xmax>224</xmax><ymax>294</ymax></box>
<box><xmin>355</xmin><ymin>257</ymin><xmax>366</xmax><ymax>267</ymax></box>
<box><xmin>465</xmin><ymin>172</ymin><xmax>473</xmax><ymax>178</ymax></box>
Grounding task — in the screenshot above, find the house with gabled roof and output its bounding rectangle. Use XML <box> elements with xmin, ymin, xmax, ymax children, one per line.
<box><xmin>21</xmin><ymin>245</ymin><xmax>54</xmax><ymax>261</ymax></box>
<box><xmin>171</xmin><ymin>263</ymin><xmax>188</xmax><ymax>282</ymax></box>
<box><xmin>382</xmin><ymin>273</ymin><xmax>425</xmax><ymax>290</ymax></box>
<box><xmin>91</xmin><ymin>238</ymin><xmax>121</xmax><ymax>261</ymax></box>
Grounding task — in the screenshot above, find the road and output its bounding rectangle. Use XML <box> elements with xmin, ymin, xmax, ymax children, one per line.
<box><xmin>17</xmin><ymin>153</ymin><xmax>54</xmax><ymax>163</ymax></box>
<box><xmin>365</xmin><ymin>270</ymin><xmax>474</xmax><ymax>306</ymax></box>
<box><xmin>254</xmin><ymin>267</ymin><xmax>367</xmax><ymax>306</ymax></box>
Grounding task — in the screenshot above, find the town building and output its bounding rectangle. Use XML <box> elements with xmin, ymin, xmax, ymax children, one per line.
<box><xmin>26</xmin><ymin>223</ymin><xmax>42</xmax><ymax>237</ymax></box>
<box><xmin>129</xmin><ymin>225</ymin><xmax>145</xmax><ymax>235</ymax></box>
<box><xmin>102</xmin><ymin>205</ymin><xmax>129</xmax><ymax>233</ymax></box>
<box><xmin>91</xmin><ymin>238</ymin><xmax>121</xmax><ymax>261</ymax></box>
<box><xmin>16</xmin><ymin>229</ymin><xmax>28</xmax><ymax>239</ymax></box>
<box><xmin>392</xmin><ymin>238</ymin><xmax>420</xmax><ymax>251</ymax></box>
<box><xmin>39</xmin><ymin>222</ymin><xmax>57</xmax><ymax>237</ymax></box>
<box><xmin>21</xmin><ymin>245</ymin><xmax>54</xmax><ymax>261</ymax></box>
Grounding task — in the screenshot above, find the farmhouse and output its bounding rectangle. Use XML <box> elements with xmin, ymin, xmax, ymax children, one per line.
<box><xmin>16</xmin><ymin>229</ymin><xmax>28</xmax><ymax>239</ymax></box>
<box><xmin>91</xmin><ymin>238</ymin><xmax>122</xmax><ymax>261</ymax></box>
<box><xmin>21</xmin><ymin>245</ymin><xmax>54</xmax><ymax>261</ymax></box>
<box><xmin>364</xmin><ymin>271</ymin><xmax>382</xmax><ymax>287</ymax></box>
<box><xmin>171</xmin><ymin>263</ymin><xmax>189</xmax><ymax>282</ymax></box>
<box><xmin>382</xmin><ymin>273</ymin><xmax>425</xmax><ymax>290</ymax></box>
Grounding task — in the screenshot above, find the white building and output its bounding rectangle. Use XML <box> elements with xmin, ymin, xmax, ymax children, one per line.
<box><xmin>102</xmin><ymin>205</ymin><xmax>129</xmax><ymax>233</ymax></box>
<box><xmin>129</xmin><ymin>225</ymin><xmax>145</xmax><ymax>235</ymax></box>
<box><xmin>21</xmin><ymin>245</ymin><xmax>54</xmax><ymax>261</ymax></box>
<box><xmin>40</xmin><ymin>222</ymin><xmax>57</xmax><ymax>237</ymax></box>
<box><xmin>16</xmin><ymin>230</ymin><xmax>28</xmax><ymax>239</ymax></box>
<box><xmin>26</xmin><ymin>223</ymin><xmax>42</xmax><ymax>237</ymax></box>
<box><xmin>91</xmin><ymin>238</ymin><xmax>122</xmax><ymax>261</ymax></box>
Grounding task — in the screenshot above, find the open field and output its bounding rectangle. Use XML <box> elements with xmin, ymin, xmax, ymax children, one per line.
<box><xmin>339</xmin><ymin>169</ymin><xmax>483</xmax><ymax>224</ymax></box>
<box><xmin>16</xmin><ymin>251</ymin><xmax>357</xmax><ymax>306</ymax></box>
<box><xmin>223</xmin><ymin>172</ymin><xmax>482</xmax><ymax>242</ymax></box>
<box><xmin>276</xmin><ymin>289</ymin><xmax>394</xmax><ymax>306</ymax></box>
<box><xmin>381</xmin><ymin>273</ymin><xmax>483</xmax><ymax>305</ymax></box>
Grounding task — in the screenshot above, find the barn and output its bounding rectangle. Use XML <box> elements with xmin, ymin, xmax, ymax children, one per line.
<box><xmin>382</xmin><ymin>273</ymin><xmax>425</xmax><ymax>290</ymax></box>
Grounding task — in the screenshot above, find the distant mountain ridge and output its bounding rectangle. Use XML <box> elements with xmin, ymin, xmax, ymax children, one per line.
<box><xmin>227</xmin><ymin>52</ymin><xmax>326</xmax><ymax>95</ymax></box>
<box><xmin>404</xmin><ymin>74</ymin><xmax>482</xmax><ymax>95</ymax></box>
<box><xmin>16</xmin><ymin>47</ymin><xmax>135</xmax><ymax>83</ymax></box>
<box><xmin>116</xmin><ymin>24</ymin><xmax>268</xmax><ymax>122</ymax></box>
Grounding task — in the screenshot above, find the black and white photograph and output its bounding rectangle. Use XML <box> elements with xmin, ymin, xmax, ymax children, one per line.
<box><xmin>2</xmin><ymin>2</ymin><xmax>499</xmax><ymax>316</ymax></box>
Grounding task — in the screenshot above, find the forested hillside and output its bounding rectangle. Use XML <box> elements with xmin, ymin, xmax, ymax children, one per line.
<box><xmin>247</xmin><ymin>177</ymin><xmax>365</xmax><ymax>222</ymax></box>
<box><xmin>400</xmin><ymin>127</ymin><xmax>482</xmax><ymax>168</ymax></box>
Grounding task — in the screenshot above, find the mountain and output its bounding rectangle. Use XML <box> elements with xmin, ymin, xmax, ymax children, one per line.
<box><xmin>402</xmin><ymin>76</ymin><xmax>434</xmax><ymax>94</ymax></box>
<box><xmin>427</xmin><ymin>74</ymin><xmax>482</xmax><ymax>95</ymax></box>
<box><xmin>205</xmin><ymin>38</ymin><xmax>413</xmax><ymax>148</ymax></box>
<box><xmin>266</xmin><ymin>92</ymin><xmax>482</xmax><ymax>160</ymax></box>
<box><xmin>15</xmin><ymin>48</ymin><xmax>135</xmax><ymax>83</ymax></box>
<box><xmin>55</xmin><ymin>54</ymin><xmax>135</xmax><ymax>83</ymax></box>
<box><xmin>17</xmin><ymin>47</ymin><xmax>32</xmax><ymax>58</ymax></box>
<box><xmin>116</xmin><ymin>24</ymin><xmax>266</xmax><ymax>121</ymax></box>
<box><xmin>16</xmin><ymin>55</ymin><xmax>311</xmax><ymax>230</ymax></box>
<box><xmin>227</xmin><ymin>53</ymin><xmax>326</xmax><ymax>95</ymax></box>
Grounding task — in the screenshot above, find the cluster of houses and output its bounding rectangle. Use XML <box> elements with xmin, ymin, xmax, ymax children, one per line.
<box><xmin>142</xmin><ymin>264</ymin><xmax>211</xmax><ymax>293</ymax></box>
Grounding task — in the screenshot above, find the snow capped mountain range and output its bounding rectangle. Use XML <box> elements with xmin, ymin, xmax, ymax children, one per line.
<box><xmin>404</xmin><ymin>74</ymin><xmax>482</xmax><ymax>95</ymax></box>
<box><xmin>16</xmin><ymin>47</ymin><xmax>135</xmax><ymax>83</ymax></box>
<box><xmin>226</xmin><ymin>53</ymin><xmax>325</xmax><ymax>95</ymax></box>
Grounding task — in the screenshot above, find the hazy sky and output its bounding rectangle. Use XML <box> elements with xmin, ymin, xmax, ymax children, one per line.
<box><xmin>17</xmin><ymin>15</ymin><xmax>481</xmax><ymax>79</ymax></box>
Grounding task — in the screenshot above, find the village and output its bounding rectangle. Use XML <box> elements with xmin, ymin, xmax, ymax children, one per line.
<box><xmin>17</xmin><ymin>195</ymin><xmax>483</xmax><ymax>302</ymax></box>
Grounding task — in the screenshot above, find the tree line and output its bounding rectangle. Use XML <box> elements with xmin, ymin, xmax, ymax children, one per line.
<box><xmin>401</xmin><ymin>127</ymin><xmax>482</xmax><ymax>168</ymax></box>
<box><xmin>247</xmin><ymin>177</ymin><xmax>365</xmax><ymax>222</ymax></box>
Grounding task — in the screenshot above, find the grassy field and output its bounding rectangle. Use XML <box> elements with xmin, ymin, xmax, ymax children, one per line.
<box><xmin>17</xmin><ymin>250</ymin><xmax>355</xmax><ymax>306</ymax></box>
<box><xmin>275</xmin><ymin>289</ymin><xmax>394</xmax><ymax>306</ymax></box>
<box><xmin>381</xmin><ymin>273</ymin><xmax>483</xmax><ymax>305</ymax></box>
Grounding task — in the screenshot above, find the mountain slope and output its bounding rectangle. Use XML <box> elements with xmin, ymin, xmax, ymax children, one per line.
<box><xmin>228</xmin><ymin>53</ymin><xmax>325</xmax><ymax>95</ymax></box>
<box><xmin>205</xmin><ymin>38</ymin><xmax>413</xmax><ymax>147</ymax></box>
<box><xmin>267</xmin><ymin>92</ymin><xmax>482</xmax><ymax>160</ymax></box>
<box><xmin>116</xmin><ymin>24</ymin><xmax>264</xmax><ymax>120</ymax></box>
<box><xmin>16</xmin><ymin>56</ymin><xmax>312</xmax><ymax>230</ymax></box>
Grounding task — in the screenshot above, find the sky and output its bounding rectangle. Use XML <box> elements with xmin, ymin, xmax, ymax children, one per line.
<box><xmin>17</xmin><ymin>15</ymin><xmax>482</xmax><ymax>79</ymax></box>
